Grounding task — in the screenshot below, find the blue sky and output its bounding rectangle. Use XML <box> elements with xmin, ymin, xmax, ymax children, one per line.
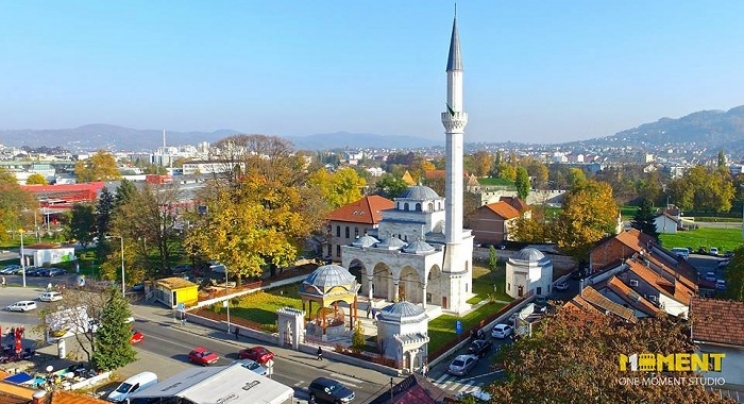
<box><xmin>2</xmin><ymin>1</ymin><xmax>744</xmax><ymax>144</ymax></box>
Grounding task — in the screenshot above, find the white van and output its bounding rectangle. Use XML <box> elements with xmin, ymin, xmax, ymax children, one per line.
<box><xmin>670</xmin><ymin>248</ymin><xmax>689</xmax><ymax>260</ymax></box>
<box><xmin>107</xmin><ymin>372</ymin><xmax>158</xmax><ymax>403</ymax></box>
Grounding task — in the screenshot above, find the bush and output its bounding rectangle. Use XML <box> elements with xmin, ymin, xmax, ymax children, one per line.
<box><xmin>351</xmin><ymin>322</ymin><xmax>366</xmax><ymax>353</ymax></box>
<box><xmin>334</xmin><ymin>343</ymin><xmax>345</xmax><ymax>353</ymax></box>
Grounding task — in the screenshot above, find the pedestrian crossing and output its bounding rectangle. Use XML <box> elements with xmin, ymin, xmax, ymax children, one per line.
<box><xmin>432</xmin><ymin>373</ymin><xmax>487</xmax><ymax>396</ymax></box>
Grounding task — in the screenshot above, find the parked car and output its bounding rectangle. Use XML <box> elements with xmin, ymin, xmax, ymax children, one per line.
<box><xmin>697</xmin><ymin>247</ymin><xmax>708</xmax><ymax>255</ymax></box>
<box><xmin>554</xmin><ymin>282</ymin><xmax>569</xmax><ymax>291</ymax></box>
<box><xmin>670</xmin><ymin>247</ymin><xmax>690</xmax><ymax>260</ymax></box>
<box><xmin>710</xmin><ymin>247</ymin><xmax>719</xmax><ymax>256</ymax></box>
<box><xmin>6</xmin><ymin>301</ymin><xmax>38</xmax><ymax>312</ymax></box>
<box><xmin>492</xmin><ymin>323</ymin><xmax>513</xmax><ymax>339</ymax></box>
<box><xmin>725</xmin><ymin>251</ymin><xmax>735</xmax><ymax>258</ymax></box>
<box><xmin>715</xmin><ymin>280</ymin><xmax>727</xmax><ymax>291</ymax></box>
<box><xmin>467</xmin><ymin>339</ymin><xmax>493</xmax><ymax>357</ymax></box>
<box><xmin>39</xmin><ymin>291</ymin><xmax>63</xmax><ymax>302</ymax></box>
<box><xmin>718</xmin><ymin>260</ymin><xmax>730</xmax><ymax>268</ymax></box>
<box><xmin>705</xmin><ymin>272</ymin><xmax>717</xmax><ymax>282</ymax></box>
<box><xmin>448</xmin><ymin>354</ymin><xmax>479</xmax><ymax>376</ymax></box>
<box><xmin>0</xmin><ymin>265</ymin><xmax>20</xmax><ymax>274</ymax></box>
<box><xmin>130</xmin><ymin>329</ymin><xmax>144</xmax><ymax>344</ymax></box>
<box><xmin>232</xmin><ymin>359</ymin><xmax>268</xmax><ymax>376</ymax></box>
<box><xmin>172</xmin><ymin>264</ymin><xmax>193</xmax><ymax>274</ymax></box>
<box><xmin>47</xmin><ymin>268</ymin><xmax>67</xmax><ymax>277</ymax></box>
<box><xmin>239</xmin><ymin>346</ymin><xmax>274</xmax><ymax>363</ymax></box>
<box><xmin>308</xmin><ymin>377</ymin><xmax>356</xmax><ymax>404</ymax></box>
<box><xmin>131</xmin><ymin>283</ymin><xmax>146</xmax><ymax>292</ymax></box>
<box><xmin>24</xmin><ymin>267</ymin><xmax>44</xmax><ymax>276</ymax></box>
<box><xmin>188</xmin><ymin>347</ymin><xmax>219</xmax><ymax>366</ymax></box>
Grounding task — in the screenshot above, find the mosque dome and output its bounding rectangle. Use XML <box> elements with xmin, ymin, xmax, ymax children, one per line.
<box><xmin>398</xmin><ymin>185</ymin><xmax>440</xmax><ymax>201</ymax></box>
<box><xmin>379</xmin><ymin>301</ymin><xmax>426</xmax><ymax>322</ymax></box>
<box><xmin>303</xmin><ymin>265</ymin><xmax>356</xmax><ymax>288</ymax></box>
<box><xmin>352</xmin><ymin>235</ymin><xmax>380</xmax><ymax>248</ymax></box>
<box><xmin>402</xmin><ymin>240</ymin><xmax>436</xmax><ymax>254</ymax></box>
<box><xmin>509</xmin><ymin>248</ymin><xmax>551</xmax><ymax>266</ymax></box>
<box><xmin>375</xmin><ymin>236</ymin><xmax>407</xmax><ymax>250</ymax></box>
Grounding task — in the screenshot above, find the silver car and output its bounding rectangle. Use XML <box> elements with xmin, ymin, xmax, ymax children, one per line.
<box><xmin>233</xmin><ymin>359</ymin><xmax>268</xmax><ymax>376</ymax></box>
<box><xmin>6</xmin><ymin>300</ymin><xmax>38</xmax><ymax>312</ymax></box>
<box><xmin>448</xmin><ymin>354</ymin><xmax>479</xmax><ymax>376</ymax></box>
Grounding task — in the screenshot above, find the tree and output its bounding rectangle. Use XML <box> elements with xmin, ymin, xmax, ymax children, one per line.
<box><xmin>374</xmin><ymin>174</ymin><xmax>409</xmax><ymax>199</ymax></box>
<box><xmin>724</xmin><ymin>245</ymin><xmax>744</xmax><ymax>302</ymax></box>
<box><xmin>308</xmin><ymin>167</ymin><xmax>366</xmax><ymax>209</ymax></box>
<box><xmin>95</xmin><ymin>187</ymin><xmax>115</xmax><ymax>259</ymax></box>
<box><xmin>471</xmin><ymin>151</ymin><xmax>493</xmax><ymax>177</ymax></box>
<box><xmin>114</xmin><ymin>179</ymin><xmax>137</xmax><ymax>207</ymax></box>
<box><xmin>488</xmin><ymin>246</ymin><xmax>498</xmax><ymax>272</ymax></box>
<box><xmin>631</xmin><ymin>198</ymin><xmax>660</xmax><ymax>240</ymax></box>
<box><xmin>67</xmin><ymin>203</ymin><xmax>96</xmax><ymax>247</ymax></box>
<box><xmin>718</xmin><ymin>150</ymin><xmax>726</xmax><ymax>168</ymax></box>
<box><xmin>26</xmin><ymin>173</ymin><xmax>47</xmax><ymax>185</ymax></box>
<box><xmin>511</xmin><ymin>209</ymin><xmax>551</xmax><ymax>244</ymax></box>
<box><xmin>351</xmin><ymin>322</ymin><xmax>366</xmax><ymax>354</ymax></box>
<box><xmin>488</xmin><ymin>309</ymin><xmax>735</xmax><ymax>404</ymax></box>
<box><xmin>0</xmin><ymin>168</ymin><xmax>36</xmax><ymax>243</ymax></box>
<box><xmin>74</xmin><ymin>151</ymin><xmax>122</xmax><ymax>182</ymax></box>
<box><xmin>92</xmin><ymin>289</ymin><xmax>137</xmax><ymax>371</ymax></box>
<box><xmin>514</xmin><ymin>167</ymin><xmax>531</xmax><ymax>201</ymax></box>
<box><xmin>566</xmin><ymin>167</ymin><xmax>587</xmax><ymax>189</ymax></box>
<box><xmin>553</xmin><ymin>180</ymin><xmax>619</xmax><ymax>262</ymax></box>
<box><xmin>498</xmin><ymin>164</ymin><xmax>517</xmax><ymax>182</ymax></box>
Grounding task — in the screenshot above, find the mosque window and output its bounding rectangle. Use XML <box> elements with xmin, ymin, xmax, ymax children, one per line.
<box><xmin>345</xmin><ymin>227</ymin><xmax>350</xmax><ymax>238</ymax></box>
<box><xmin>428</xmin><ymin>202</ymin><xmax>434</xmax><ymax>211</ymax></box>
<box><xmin>336</xmin><ymin>226</ymin><xmax>341</xmax><ymax>237</ymax></box>
<box><xmin>336</xmin><ymin>245</ymin><xmax>341</xmax><ymax>257</ymax></box>
<box><xmin>404</xmin><ymin>202</ymin><xmax>409</xmax><ymax>211</ymax></box>
<box><xmin>415</xmin><ymin>203</ymin><xmax>422</xmax><ymax>211</ymax></box>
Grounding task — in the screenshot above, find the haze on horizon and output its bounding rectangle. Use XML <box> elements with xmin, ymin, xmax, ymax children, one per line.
<box><xmin>2</xmin><ymin>1</ymin><xmax>744</xmax><ymax>144</ymax></box>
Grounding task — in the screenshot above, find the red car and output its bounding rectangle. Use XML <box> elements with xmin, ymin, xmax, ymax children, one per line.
<box><xmin>239</xmin><ymin>347</ymin><xmax>274</xmax><ymax>363</ymax></box>
<box><xmin>188</xmin><ymin>347</ymin><xmax>219</xmax><ymax>366</ymax></box>
<box><xmin>130</xmin><ymin>329</ymin><xmax>144</xmax><ymax>344</ymax></box>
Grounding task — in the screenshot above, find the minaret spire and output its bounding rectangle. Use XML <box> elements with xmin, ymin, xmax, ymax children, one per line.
<box><xmin>446</xmin><ymin>9</ymin><xmax>463</xmax><ymax>72</ymax></box>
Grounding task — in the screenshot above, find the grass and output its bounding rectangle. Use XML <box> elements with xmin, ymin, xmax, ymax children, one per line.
<box><xmin>476</xmin><ymin>177</ymin><xmax>515</xmax><ymax>187</ymax></box>
<box><xmin>427</xmin><ymin>301</ymin><xmax>507</xmax><ymax>353</ymax></box>
<box><xmin>660</xmin><ymin>227</ymin><xmax>744</xmax><ymax>252</ymax></box>
<box><xmin>467</xmin><ymin>264</ymin><xmax>512</xmax><ymax>305</ymax></box>
<box><xmin>228</xmin><ymin>284</ymin><xmax>303</xmax><ymax>325</ymax></box>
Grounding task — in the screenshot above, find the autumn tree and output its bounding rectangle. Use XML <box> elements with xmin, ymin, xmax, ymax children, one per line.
<box><xmin>0</xmin><ymin>167</ymin><xmax>36</xmax><ymax>243</ymax></box>
<box><xmin>668</xmin><ymin>165</ymin><xmax>735</xmax><ymax>214</ymax></box>
<box><xmin>470</xmin><ymin>151</ymin><xmax>493</xmax><ymax>177</ymax></box>
<box><xmin>497</xmin><ymin>164</ymin><xmax>517</xmax><ymax>182</ymax></box>
<box><xmin>92</xmin><ymin>289</ymin><xmax>137</xmax><ymax>371</ymax></box>
<box><xmin>566</xmin><ymin>167</ymin><xmax>587</xmax><ymax>188</ymax></box>
<box><xmin>514</xmin><ymin>167</ymin><xmax>530</xmax><ymax>201</ymax></box>
<box><xmin>488</xmin><ymin>309</ymin><xmax>736</xmax><ymax>404</ymax></box>
<box><xmin>308</xmin><ymin>167</ymin><xmax>366</xmax><ymax>209</ymax></box>
<box><xmin>723</xmin><ymin>245</ymin><xmax>744</xmax><ymax>301</ymax></box>
<box><xmin>26</xmin><ymin>173</ymin><xmax>48</xmax><ymax>185</ymax></box>
<box><xmin>374</xmin><ymin>174</ymin><xmax>409</xmax><ymax>199</ymax></box>
<box><xmin>553</xmin><ymin>180</ymin><xmax>619</xmax><ymax>262</ymax></box>
<box><xmin>511</xmin><ymin>209</ymin><xmax>551</xmax><ymax>244</ymax></box>
<box><xmin>631</xmin><ymin>198</ymin><xmax>659</xmax><ymax>240</ymax></box>
<box><xmin>524</xmin><ymin>159</ymin><xmax>549</xmax><ymax>191</ymax></box>
<box><xmin>74</xmin><ymin>151</ymin><xmax>122</xmax><ymax>182</ymax></box>
<box><xmin>67</xmin><ymin>203</ymin><xmax>97</xmax><ymax>248</ymax></box>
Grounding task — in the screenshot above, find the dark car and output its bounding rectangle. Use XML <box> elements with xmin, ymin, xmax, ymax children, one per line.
<box><xmin>26</xmin><ymin>267</ymin><xmax>44</xmax><ymax>276</ymax></box>
<box><xmin>697</xmin><ymin>247</ymin><xmax>708</xmax><ymax>255</ymax></box>
<box><xmin>308</xmin><ymin>377</ymin><xmax>355</xmax><ymax>404</ymax></box>
<box><xmin>47</xmin><ymin>268</ymin><xmax>67</xmax><ymax>277</ymax></box>
<box><xmin>467</xmin><ymin>339</ymin><xmax>493</xmax><ymax>357</ymax></box>
<box><xmin>172</xmin><ymin>264</ymin><xmax>193</xmax><ymax>274</ymax></box>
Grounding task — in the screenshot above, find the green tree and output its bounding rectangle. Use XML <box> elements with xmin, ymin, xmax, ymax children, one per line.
<box><xmin>74</xmin><ymin>150</ymin><xmax>122</xmax><ymax>182</ymax></box>
<box><xmin>724</xmin><ymin>245</ymin><xmax>744</xmax><ymax>301</ymax></box>
<box><xmin>0</xmin><ymin>168</ymin><xmax>36</xmax><ymax>243</ymax></box>
<box><xmin>566</xmin><ymin>167</ymin><xmax>587</xmax><ymax>189</ymax></box>
<box><xmin>351</xmin><ymin>322</ymin><xmax>366</xmax><ymax>354</ymax></box>
<box><xmin>515</xmin><ymin>167</ymin><xmax>531</xmax><ymax>200</ymax></box>
<box><xmin>115</xmin><ymin>179</ymin><xmax>137</xmax><ymax>207</ymax></box>
<box><xmin>374</xmin><ymin>174</ymin><xmax>409</xmax><ymax>199</ymax></box>
<box><xmin>488</xmin><ymin>246</ymin><xmax>498</xmax><ymax>272</ymax></box>
<box><xmin>631</xmin><ymin>198</ymin><xmax>659</xmax><ymax>240</ymax></box>
<box><xmin>68</xmin><ymin>203</ymin><xmax>97</xmax><ymax>247</ymax></box>
<box><xmin>95</xmin><ymin>187</ymin><xmax>115</xmax><ymax>259</ymax></box>
<box><xmin>92</xmin><ymin>289</ymin><xmax>137</xmax><ymax>371</ymax></box>
<box><xmin>718</xmin><ymin>150</ymin><xmax>726</xmax><ymax>168</ymax></box>
<box><xmin>498</xmin><ymin>164</ymin><xmax>517</xmax><ymax>182</ymax></box>
<box><xmin>553</xmin><ymin>180</ymin><xmax>619</xmax><ymax>262</ymax></box>
<box><xmin>489</xmin><ymin>309</ymin><xmax>734</xmax><ymax>404</ymax></box>
<box><xmin>26</xmin><ymin>173</ymin><xmax>48</xmax><ymax>185</ymax></box>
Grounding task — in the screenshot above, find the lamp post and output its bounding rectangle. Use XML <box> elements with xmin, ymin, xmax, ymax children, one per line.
<box><xmin>108</xmin><ymin>235</ymin><xmax>126</xmax><ymax>298</ymax></box>
<box><xmin>46</xmin><ymin>365</ymin><xmax>54</xmax><ymax>391</ymax></box>
<box><xmin>19</xmin><ymin>229</ymin><xmax>26</xmax><ymax>288</ymax></box>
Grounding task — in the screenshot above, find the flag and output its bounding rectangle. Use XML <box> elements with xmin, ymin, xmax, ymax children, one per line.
<box><xmin>446</xmin><ymin>103</ymin><xmax>456</xmax><ymax>117</ymax></box>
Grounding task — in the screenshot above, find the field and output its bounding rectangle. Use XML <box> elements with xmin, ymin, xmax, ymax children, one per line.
<box><xmin>477</xmin><ymin>177</ymin><xmax>515</xmax><ymax>187</ymax></box>
<box><xmin>659</xmin><ymin>227</ymin><xmax>744</xmax><ymax>252</ymax></box>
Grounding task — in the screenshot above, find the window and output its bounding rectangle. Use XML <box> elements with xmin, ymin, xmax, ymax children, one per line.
<box><xmin>336</xmin><ymin>245</ymin><xmax>341</xmax><ymax>257</ymax></box>
<box><xmin>415</xmin><ymin>203</ymin><xmax>422</xmax><ymax>211</ymax></box>
<box><xmin>404</xmin><ymin>203</ymin><xmax>409</xmax><ymax>211</ymax></box>
<box><xmin>629</xmin><ymin>279</ymin><xmax>639</xmax><ymax>287</ymax></box>
<box><xmin>507</xmin><ymin>283</ymin><xmax>511</xmax><ymax>291</ymax></box>
<box><xmin>354</xmin><ymin>227</ymin><xmax>359</xmax><ymax>237</ymax></box>
<box><xmin>336</xmin><ymin>226</ymin><xmax>341</xmax><ymax>237</ymax></box>
<box><xmin>536</xmin><ymin>287</ymin><xmax>542</xmax><ymax>295</ymax></box>
<box><xmin>345</xmin><ymin>227</ymin><xmax>350</xmax><ymax>238</ymax></box>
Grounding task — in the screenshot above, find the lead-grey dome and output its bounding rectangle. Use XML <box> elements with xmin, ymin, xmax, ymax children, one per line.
<box><xmin>508</xmin><ymin>248</ymin><xmax>551</xmax><ymax>267</ymax></box>
<box><xmin>380</xmin><ymin>301</ymin><xmax>426</xmax><ymax>321</ymax></box>
<box><xmin>402</xmin><ymin>240</ymin><xmax>435</xmax><ymax>254</ymax></box>
<box><xmin>352</xmin><ymin>235</ymin><xmax>380</xmax><ymax>248</ymax></box>
<box><xmin>303</xmin><ymin>265</ymin><xmax>356</xmax><ymax>287</ymax></box>
<box><xmin>375</xmin><ymin>236</ymin><xmax>407</xmax><ymax>250</ymax></box>
<box><xmin>398</xmin><ymin>185</ymin><xmax>440</xmax><ymax>201</ymax></box>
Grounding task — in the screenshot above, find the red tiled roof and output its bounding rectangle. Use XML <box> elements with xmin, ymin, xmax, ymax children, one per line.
<box><xmin>691</xmin><ymin>298</ymin><xmax>744</xmax><ymax>347</ymax></box>
<box><xmin>615</xmin><ymin>228</ymin><xmax>657</xmax><ymax>253</ymax></box>
<box><xmin>326</xmin><ymin>195</ymin><xmax>394</xmax><ymax>224</ymax></box>
<box><xmin>367</xmin><ymin>374</ymin><xmax>455</xmax><ymax>404</ymax></box>
<box><xmin>606</xmin><ymin>276</ymin><xmax>661</xmax><ymax>317</ymax></box>
<box><xmin>645</xmin><ymin>253</ymin><xmax>697</xmax><ymax>291</ymax></box>
<box><xmin>499</xmin><ymin>196</ymin><xmax>530</xmax><ymax>213</ymax></box>
<box><xmin>626</xmin><ymin>259</ymin><xmax>695</xmax><ymax>305</ymax></box>
<box><xmin>563</xmin><ymin>296</ymin><xmax>607</xmax><ymax>321</ymax></box>
<box><xmin>51</xmin><ymin>390</ymin><xmax>111</xmax><ymax>404</ymax></box>
<box><xmin>483</xmin><ymin>201</ymin><xmax>520</xmax><ymax>220</ymax></box>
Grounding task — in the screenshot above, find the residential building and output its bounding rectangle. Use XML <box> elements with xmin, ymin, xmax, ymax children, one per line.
<box><xmin>325</xmin><ymin>195</ymin><xmax>394</xmax><ymax>260</ymax></box>
<box><xmin>470</xmin><ymin>197</ymin><xmax>530</xmax><ymax>246</ymax></box>
<box><xmin>691</xmin><ymin>298</ymin><xmax>744</xmax><ymax>391</ymax></box>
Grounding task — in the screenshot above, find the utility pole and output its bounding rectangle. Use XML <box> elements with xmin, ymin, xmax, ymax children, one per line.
<box><xmin>389</xmin><ymin>377</ymin><xmax>394</xmax><ymax>402</ymax></box>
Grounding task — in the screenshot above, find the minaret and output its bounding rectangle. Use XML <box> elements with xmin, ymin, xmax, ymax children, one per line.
<box><xmin>440</xmin><ymin>9</ymin><xmax>472</xmax><ymax>314</ymax></box>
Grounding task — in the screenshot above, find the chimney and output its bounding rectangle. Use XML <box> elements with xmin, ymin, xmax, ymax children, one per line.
<box><xmin>32</xmin><ymin>390</ymin><xmax>47</xmax><ymax>404</ymax></box>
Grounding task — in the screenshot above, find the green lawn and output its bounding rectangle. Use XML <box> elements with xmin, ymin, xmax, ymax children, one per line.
<box><xmin>228</xmin><ymin>284</ymin><xmax>303</xmax><ymax>325</ymax></box>
<box><xmin>660</xmin><ymin>227</ymin><xmax>744</xmax><ymax>252</ymax></box>
<box><xmin>467</xmin><ymin>265</ymin><xmax>512</xmax><ymax>305</ymax></box>
<box><xmin>428</xmin><ymin>302</ymin><xmax>507</xmax><ymax>353</ymax></box>
<box><xmin>477</xmin><ymin>177</ymin><xmax>515</xmax><ymax>187</ymax></box>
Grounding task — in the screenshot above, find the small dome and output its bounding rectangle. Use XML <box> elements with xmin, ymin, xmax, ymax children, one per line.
<box><xmin>399</xmin><ymin>185</ymin><xmax>440</xmax><ymax>201</ymax></box>
<box><xmin>303</xmin><ymin>265</ymin><xmax>356</xmax><ymax>288</ymax></box>
<box><xmin>380</xmin><ymin>301</ymin><xmax>426</xmax><ymax>320</ymax></box>
<box><xmin>375</xmin><ymin>236</ymin><xmax>407</xmax><ymax>250</ymax></box>
<box><xmin>402</xmin><ymin>240</ymin><xmax>435</xmax><ymax>254</ymax></box>
<box><xmin>515</xmin><ymin>248</ymin><xmax>545</xmax><ymax>262</ymax></box>
<box><xmin>352</xmin><ymin>235</ymin><xmax>380</xmax><ymax>248</ymax></box>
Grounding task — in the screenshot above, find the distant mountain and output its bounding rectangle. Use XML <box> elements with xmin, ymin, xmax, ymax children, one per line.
<box><xmin>580</xmin><ymin>105</ymin><xmax>744</xmax><ymax>151</ymax></box>
<box><xmin>285</xmin><ymin>131</ymin><xmax>441</xmax><ymax>150</ymax></box>
<box><xmin>0</xmin><ymin>125</ymin><xmax>440</xmax><ymax>151</ymax></box>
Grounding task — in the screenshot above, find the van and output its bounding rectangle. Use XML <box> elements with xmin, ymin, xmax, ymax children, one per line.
<box><xmin>671</xmin><ymin>248</ymin><xmax>689</xmax><ymax>260</ymax></box>
<box><xmin>107</xmin><ymin>372</ymin><xmax>158</xmax><ymax>403</ymax></box>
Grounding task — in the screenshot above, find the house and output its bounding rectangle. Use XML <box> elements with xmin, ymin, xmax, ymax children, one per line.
<box><xmin>574</xmin><ymin>286</ymin><xmax>638</xmax><ymax>323</ymax></box>
<box><xmin>589</xmin><ymin>228</ymin><xmax>657</xmax><ymax>272</ymax></box>
<box><xmin>691</xmin><ymin>298</ymin><xmax>744</xmax><ymax>391</ymax></box>
<box><xmin>154</xmin><ymin>277</ymin><xmax>199</xmax><ymax>308</ymax></box>
<box><xmin>21</xmin><ymin>243</ymin><xmax>76</xmax><ymax>267</ymax></box>
<box><xmin>654</xmin><ymin>213</ymin><xmax>680</xmax><ymax>234</ymax></box>
<box><xmin>324</xmin><ymin>195</ymin><xmax>394</xmax><ymax>260</ymax></box>
<box><xmin>505</xmin><ymin>248</ymin><xmax>553</xmax><ymax>299</ymax></box>
<box><xmin>470</xmin><ymin>198</ymin><xmax>527</xmax><ymax>246</ymax></box>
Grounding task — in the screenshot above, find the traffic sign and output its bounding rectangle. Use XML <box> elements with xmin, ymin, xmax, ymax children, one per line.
<box><xmin>455</xmin><ymin>320</ymin><xmax>463</xmax><ymax>335</ymax></box>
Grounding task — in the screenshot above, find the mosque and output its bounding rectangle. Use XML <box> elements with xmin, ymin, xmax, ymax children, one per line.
<box><xmin>341</xmin><ymin>11</ymin><xmax>474</xmax><ymax>316</ymax></box>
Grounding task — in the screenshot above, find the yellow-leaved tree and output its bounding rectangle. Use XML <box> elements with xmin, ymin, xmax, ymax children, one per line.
<box><xmin>75</xmin><ymin>150</ymin><xmax>122</xmax><ymax>182</ymax></box>
<box><xmin>307</xmin><ymin>167</ymin><xmax>366</xmax><ymax>209</ymax></box>
<box><xmin>25</xmin><ymin>173</ymin><xmax>48</xmax><ymax>185</ymax></box>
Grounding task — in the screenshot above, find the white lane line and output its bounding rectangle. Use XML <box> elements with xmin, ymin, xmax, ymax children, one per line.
<box><xmin>294</xmin><ymin>381</ymin><xmax>304</xmax><ymax>386</ymax></box>
<box><xmin>330</xmin><ymin>373</ymin><xmax>361</xmax><ymax>387</ymax></box>
<box><xmin>434</xmin><ymin>373</ymin><xmax>450</xmax><ymax>384</ymax></box>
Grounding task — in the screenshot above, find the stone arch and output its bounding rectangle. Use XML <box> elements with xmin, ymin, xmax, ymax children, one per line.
<box><xmin>415</xmin><ymin>203</ymin><xmax>422</xmax><ymax>212</ymax></box>
<box><xmin>372</xmin><ymin>262</ymin><xmax>393</xmax><ymax>300</ymax></box>
<box><xmin>428</xmin><ymin>202</ymin><xmax>434</xmax><ymax>211</ymax></box>
<box><xmin>427</xmin><ymin>264</ymin><xmax>443</xmax><ymax>308</ymax></box>
<box><xmin>399</xmin><ymin>265</ymin><xmax>422</xmax><ymax>304</ymax></box>
<box><xmin>348</xmin><ymin>258</ymin><xmax>372</xmax><ymax>298</ymax></box>
<box><xmin>404</xmin><ymin>202</ymin><xmax>410</xmax><ymax>211</ymax></box>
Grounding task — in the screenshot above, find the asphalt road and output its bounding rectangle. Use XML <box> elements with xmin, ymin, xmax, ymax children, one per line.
<box><xmin>0</xmin><ymin>286</ymin><xmax>54</xmax><ymax>338</ymax></box>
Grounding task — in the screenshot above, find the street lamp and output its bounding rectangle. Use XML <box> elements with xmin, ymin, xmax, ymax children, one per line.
<box><xmin>45</xmin><ymin>365</ymin><xmax>54</xmax><ymax>391</ymax></box>
<box><xmin>107</xmin><ymin>235</ymin><xmax>126</xmax><ymax>298</ymax></box>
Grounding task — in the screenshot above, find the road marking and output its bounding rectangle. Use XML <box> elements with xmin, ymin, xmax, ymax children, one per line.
<box><xmin>294</xmin><ymin>381</ymin><xmax>304</xmax><ymax>386</ymax></box>
<box><xmin>434</xmin><ymin>373</ymin><xmax>450</xmax><ymax>384</ymax></box>
<box><xmin>460</xmin><ymin>370</ymin><xmax>504</xmax><ymax>381</ymax></box>
<box><xmin>330</xmin><ymin>373</ymin><xmax>361</xmax><ymax>387</ymax></box>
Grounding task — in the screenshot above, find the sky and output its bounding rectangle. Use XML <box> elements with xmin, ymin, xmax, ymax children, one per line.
<box><xmin>2</xmin><ymin>1</ymin><xmax>744</xmax><ymax>144</ymax></box>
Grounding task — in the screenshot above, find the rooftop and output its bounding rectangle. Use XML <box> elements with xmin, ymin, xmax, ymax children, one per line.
<box><xmin>691</xmin><ymin>298</ymin><xmax>744</xmax><ymax>347</ymax></box>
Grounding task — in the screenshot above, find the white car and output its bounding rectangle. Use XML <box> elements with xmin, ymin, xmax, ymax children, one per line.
<box><xmin>6</xmin><ymin>301</ymin><xmax>38</xmax><ymax>312</ymax></box>
<box><xmin>448</xmin><ymin>354</ymin><xmax>479</xmax><ymax>376</ymax></box>
<box><xmin>555</xmin><ymin>282</ymin><xmax>569</xmax><ymax>291</ymax></box>
<box><xmin>710</xmin><ymin>247</ymin><xmax>719</xmax><ymax>256</ymax></box>
<box><xmin>39</xmin><ymin>291</ymin><xmax>63</xmax><ymax>302</ymax></box>
<box><xmin>715</xmin><ymin>279</ymin><xmax>727</xmax><ymax>291</ymax></box>
<box><xmin>492</xmin><ymin>323</ymin><xmax>513</xmax><ymax>339</ymax></box>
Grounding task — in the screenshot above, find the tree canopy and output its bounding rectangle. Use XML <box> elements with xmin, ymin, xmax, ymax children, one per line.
<box><xmin>26</xmin><ymin>173</ymin><xmax>48</xmax><ymax>185</ymax></box>
<box><xmin>668</xmin><ymin>165</ymin><xmax>735</xmax><ymax>214</ymax></box>
<box><xmin>374</xmin><ymin>174</ymin><xmax>409</xmax><ymax>199</ymax></box>
<box><xmin>92</xmin><ymin>289</ymin><xmax>137</xmax><ymax>371</ymax></box>
<box><xmin>74</xmin><ymin>151</ymin><xmax>122</xmax><ymax>182</ymax></box>
<box><xmin>515</xmin><ymin>167</ymin><xmax>530</xmax><ymax>200</ymax></box>
<box><xmin>308</xmin><ymin>167</ymin><xmax>366</xmax><ymax>209</ymax></box>
<box><xmin>631</xmin><ymin>198</ymin><xmax>660</xmax><ymax>240</ymax></box>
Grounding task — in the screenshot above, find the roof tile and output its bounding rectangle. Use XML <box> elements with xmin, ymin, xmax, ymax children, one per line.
<box><xmin>691</xmin><ymin>298</ymin><xmax>744</xmax><ymax>346</ymax></box>
<box><xmin>325</xmin><ymin>196</ymin><xmax>394</xmax><ymax>224</ymax></box>
<box><xmin>482</xmin><ymin>201</ymin><xmax>520</xmax><ymax>220</ymax></box>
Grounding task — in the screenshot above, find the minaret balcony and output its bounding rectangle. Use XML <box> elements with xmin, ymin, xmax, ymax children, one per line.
<box><xmin>441</xmin><ymin>111</ymin><xmax>468</xmax><ymax>132</ymax></box>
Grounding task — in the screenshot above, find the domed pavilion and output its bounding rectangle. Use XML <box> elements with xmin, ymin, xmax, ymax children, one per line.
<box><xmin>299</xmin><ymin>264</ymin><xmax>361</xmax><ymax>341</ymax></box>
